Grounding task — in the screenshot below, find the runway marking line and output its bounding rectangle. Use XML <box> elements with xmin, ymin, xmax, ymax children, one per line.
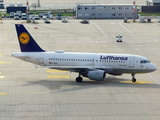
<box><xmin>90</xmin><ymin>22</ymin><xmax>108</xmax><ymax>39</ymax></box>
<box><xmin>46</xmin><ymin>70</ymin><xmax>68</xmax><ymax>73</ymax></box>
<box><xmin>47</xmin><ymin>75</ymin><xmax>70</xmax><ymax>79</ymax></box>
<box><xmin>119</xmin><ymin>81</ymin><xmax>154</xmax><ymax>84</ymax></box>
<box><xmin>148</xmin><ymin>74</ymin><xmax>160</xmax><ymax>85</ymax></box>
<box><xmin>0</xmin><ymin>76</ymin><xmax>4</xmax><ymax>79</ymax></box>
<box><xmin>0</xmin><ymin>93</ymin><xmax>8</xmax><ymax>95</ymax></box>
<box><xmin>0</xmin><ymin>61</ymin><xmax>12</xmax><ymax>64</ymax></box>
<box><xmin>118</xmin><ymin>22</ymin><xmax>137</xmax><ymax>38</ymax></box>
<box><xmin>17</xmin><ymin>89</ymin><xmax>49</xmax><ymax>95</ymax></box>
<box><xmin>147</xmin><ymin>44</ymin><xmax>160</xmax><ymax>55</ymax></box>
<box><xmin>112</xmin><ymin>44</ymin><xmax>125</xmax><ymax>54</ymax></box>
<box><xmin>0</xmin><ymin>72</ymin><xmax>4</xmax><ymax>79</ymax></box>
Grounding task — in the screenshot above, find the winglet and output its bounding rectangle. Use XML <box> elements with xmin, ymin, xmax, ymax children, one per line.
<box><xmin>15</xmin><ymin>24</ymin><xmax>45</xmax><ymax>52</ymax></box>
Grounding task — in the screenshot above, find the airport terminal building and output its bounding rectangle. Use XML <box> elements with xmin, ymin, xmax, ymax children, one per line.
<box><xmin>75</xmin><ymin>4</ymin><xmax>137</xmax><ymax>19</ymax></box>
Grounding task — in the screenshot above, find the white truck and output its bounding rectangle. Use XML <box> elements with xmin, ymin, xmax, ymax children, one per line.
<box><xmin>21</xmin><ymin>13</ymin><xmax>27</xmax><ymax>20</ymax></box>
<box><xmin>16</xmin><ymin>11</ymin><xmax>22</xmax><ymax>18</ymax></box>
<box><xmin>14</xmin><ymin>13</ymin><xmax>19</xmax><ymax>20</ymax></box>
<box><xmin>116</xmin><ymin>35</ymin><xmax>122</xmax><ymax>42</ymax></box>
<box><xmin>62</xmin><ymin>17</ymin><xmax>68</xmax><ymax>23</ymax></box>
<box><xmin>10</xmin><ymin>12</ymin><xmax>14</xmax><ymax>18</ymax></box>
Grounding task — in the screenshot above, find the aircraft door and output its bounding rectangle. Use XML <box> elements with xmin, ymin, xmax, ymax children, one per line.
<box><xmin>129</xmin><ymin>57</ymin><xmax>134</xmax><ymax>68</ymax></box>
<box><xmin>39</xmin><ymin>53</ymin><xmax>45</xmax><ymax>65</ymax></box>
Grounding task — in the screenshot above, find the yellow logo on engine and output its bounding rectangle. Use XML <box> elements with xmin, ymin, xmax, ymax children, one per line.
<box><xmin>19</xmin><ymin>32</ymin><xmax>30</xmax><ymax>44</ymax></box>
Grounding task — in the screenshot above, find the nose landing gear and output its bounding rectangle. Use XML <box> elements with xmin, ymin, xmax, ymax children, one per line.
<box><xmin>131</xmin><ymin>73</ymin><xmax>136</xmax><ymax>82</ymax></box>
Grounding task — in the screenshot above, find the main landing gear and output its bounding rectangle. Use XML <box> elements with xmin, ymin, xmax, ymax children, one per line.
<box><xmin>131</xmin><ymin>73</ymin><xmax>136</xmax><ymax>82</ymax></box>
<box><xmin>76</xmin><ymin>73</ymin><xmax>83</xmax><ymax>82</ymax></box>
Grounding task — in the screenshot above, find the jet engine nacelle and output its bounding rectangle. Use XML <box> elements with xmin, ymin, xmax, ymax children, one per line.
<box><xmin>87</xmin><ymin>70</ymin><xmax>106</xmax><ymax>81</ymax></box>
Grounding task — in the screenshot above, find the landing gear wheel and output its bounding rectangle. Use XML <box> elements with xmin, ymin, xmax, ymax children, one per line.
<box><xmin>76</xmin><ymin>77</ymin><xmax>83</xmax><ymax>82</ymax></box>
<box><xmin>131</xmin><ymin>73</ymin><xmax>136</xmax><ymax>82</ymax></box>
<box><xmin>132</xmin><ymin>78</ymin><xmax>136</xmax><ymax>82</ymax></box>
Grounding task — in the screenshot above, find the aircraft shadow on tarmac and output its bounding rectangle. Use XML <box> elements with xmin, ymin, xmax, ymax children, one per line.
<box><xmin>21</xmin><ymin>77</ymin><xmax>160</xmax><ymax>93</ymax></box>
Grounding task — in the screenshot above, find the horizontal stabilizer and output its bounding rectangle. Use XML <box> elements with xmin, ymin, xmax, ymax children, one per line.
<box><xmin>12</xmin><ymin>53</ymin><xmax>30</xmax><ymax>58</ymax></box>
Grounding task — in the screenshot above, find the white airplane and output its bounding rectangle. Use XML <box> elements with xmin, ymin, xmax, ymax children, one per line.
<box><xmin>12</xmin><ymin>24</ymin><xmax>157</xmax><ymax>82</ymax></box>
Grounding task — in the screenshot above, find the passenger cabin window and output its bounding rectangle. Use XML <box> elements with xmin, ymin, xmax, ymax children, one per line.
<box><xmin>92</xmin><ymin>13</ymin><xmax>96</xmax><ymax>16</ymax></box>
<box><xmin>85</xmin><ymin>7</ymin><xmax>89</xmax><ymax>10</ymax></box>
<box><xmin>78</xmin><ymin>7</ymin><xmax>82</xmax><ymax>10</ymax></box>
<box><xmin>140</xmin><ymin>60</ymin><xmax>150</xmax><ymax>64</ymax></box>
<box><xmin>92</xmin><ymin>7</ymin><xmax>95</xmax><ymax>9</ymax></box>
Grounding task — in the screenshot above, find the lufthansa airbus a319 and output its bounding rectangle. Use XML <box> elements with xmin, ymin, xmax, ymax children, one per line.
<box><xmin>12</xmin><ymin>24</ymin><xmax>157</xmax><ymax>82</ymax></box>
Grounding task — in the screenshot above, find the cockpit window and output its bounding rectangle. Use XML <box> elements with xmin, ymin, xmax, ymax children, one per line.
<box><xmin>140</xmin><ymin>60</ymin><xmax>151</xmax><ymax>64</ymax></box>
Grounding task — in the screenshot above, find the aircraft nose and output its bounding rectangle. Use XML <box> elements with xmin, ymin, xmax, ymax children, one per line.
<box><xmin>151</xmin><ymin>63</ymin><xmax>157</xmax><ymax>71</ymax></box>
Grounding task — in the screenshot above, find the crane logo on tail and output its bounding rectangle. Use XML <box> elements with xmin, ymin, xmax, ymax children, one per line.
<box><xmin>19</xmin><ymin>32</ymin><xmax>30</xmax><ymax>44</ymax></box>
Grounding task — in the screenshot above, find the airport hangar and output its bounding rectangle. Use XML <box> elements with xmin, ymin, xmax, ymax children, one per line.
<box><xmin>74</xmin><ymin>4</ymin><xmax>137</xmax><ymax>19</ymax></box>
<box><xmin>0</xmin><ymin>17</ymin><xmax>160</xmax><ymax>120</ymax></box>
<box><xmin>3</xmin><ymin>0</ymin><xmax>146</xmax><ymax>10</ymax></box>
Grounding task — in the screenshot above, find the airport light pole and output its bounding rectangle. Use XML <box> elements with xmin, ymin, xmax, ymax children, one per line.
<box><xmin>133</xmin><ymin>0</ymin><xmax>136</xmax><ymax>22</ymax></box>
<box><xmin>26</xmin><ymin>0</ymin><xmax>29</xmax><ymax>22</ymax></box>
<box><xmin>38</xmin><ymin>0</ymin><xmax>40</xmax><ymax>7</ymax></box>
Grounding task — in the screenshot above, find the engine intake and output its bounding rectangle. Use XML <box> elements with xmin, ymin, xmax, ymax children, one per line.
<box><xmin>87</xmin><ymin>70</ymin><xmax>106</xmax><ymax>81</ymax></box>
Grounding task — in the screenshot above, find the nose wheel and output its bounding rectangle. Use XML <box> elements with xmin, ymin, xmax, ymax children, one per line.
<box><xmin>131</xmin><ymin>73</ymin><xmax>136</xmax><ymax>82</ymax></box>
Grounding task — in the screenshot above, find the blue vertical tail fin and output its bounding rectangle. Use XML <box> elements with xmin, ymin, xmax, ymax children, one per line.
<box><xmin>15</xmin><ymin>24</ymin><xmax>45</xmax><ymax>52</ymax></box>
